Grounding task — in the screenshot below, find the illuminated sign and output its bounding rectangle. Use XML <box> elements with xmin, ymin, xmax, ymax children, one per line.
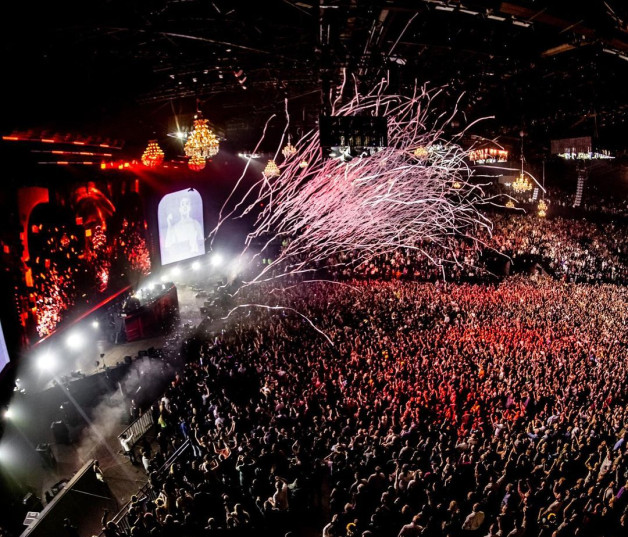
<box><xmin>469</xmin><ymin>148</ymin><xmax>509</xmax><ymax>164</ymax></box>
<box><xmin>556</xmin><ymin>150</ymin><xmax>614</xmax><ymax>160</ymax></box>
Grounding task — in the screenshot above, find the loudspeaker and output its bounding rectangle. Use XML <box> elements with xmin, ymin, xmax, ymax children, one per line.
<box><xmin>51</xmin><ymin>421</ymin><xmax>70</xmax><ymax>444</ymax></box>
<box><xmin>124</xmin><ymin>355</ymin><xmax>133</xmax><ymax>365</ymax></box>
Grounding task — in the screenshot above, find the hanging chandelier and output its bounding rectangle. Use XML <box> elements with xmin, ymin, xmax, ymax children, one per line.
<box><xmin>452</xmin><ymin>180</ymin><xmax>462</xmax><ymax>189</ymax></box>
<box><xmin>413</xmin><ymin>146</ymin><xmax>429</xmax><ymax>159</ymax></box>
<box><xmin>512</xmin><ymin>173</ymin><xmax>532</xmax><ymax>193</ymax></box>
<box><xmin>184</xmin><ymin>117</ymin><xmax>220</xmax><ymax>159</ymax></box>
<box><xmin>281</xmin><ymin>136</ymin><xmax>297</xmax><ymax>159</ymax></box>
<box><xmin>298</xmin><ymin>160</ymin><xmax>308</xmax><ymax>169</ymax></box>
<box><xmin>188</xmin><ymin>154</ymin><xmax>206</xmax><ymax>172</ymax></box>
<box><xmin>513</xmin><ymin>130</ymin><xmax>533</xmax><ymax>194</ymax></box>
<box><xmin>263</xmin><ymin>159</ymin><xmax>280</xmax><ymax>177</ymax></box>
<box><xmin>505</xmin><ymin>200</ymin><xmax>515</xmax><ymax>209</ymax></box>
<box><xmin>141</xmin><ymin>140</ymin><xmax>165</xmax><ymax>168</ymax></box>
<box><xmin>538</xmin><ymin>199</ymin><xmax>547</xmax><ymax>217</ymax></box>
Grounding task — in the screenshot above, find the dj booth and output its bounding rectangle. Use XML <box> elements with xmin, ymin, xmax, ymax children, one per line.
<box><xmin>122</xmin><ymin>282</ymin><xmax>179</xmax><ymax>342</ymax></box>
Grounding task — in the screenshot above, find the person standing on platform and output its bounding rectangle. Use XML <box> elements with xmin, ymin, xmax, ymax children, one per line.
<box><xmin>129</xmin><ymin>399</ymin><xmax>140</xmax><ymax>423</ymax></box>
<box><xmin>141</xmin><ymin>450</ymin><xmax>152</xmax><ymax>474</ymax></box>
<box><xmin>120</xmin><ymin>432</ymin><xmax>138</xmax><ymax>465</ymax></box>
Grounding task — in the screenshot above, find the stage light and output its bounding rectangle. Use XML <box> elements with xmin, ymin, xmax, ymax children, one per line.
<box><xmin>66</xmin><ymin>332</ymin><xmax>84</xmax><ymax>350</ymax></box>
<box><xmin>37</xmin><ymin>351</ymin><xmax>57</xmax><ymax>371</ymax></box>
<box><xmin>210</xmin><ymin>253</ymin><xmax>223</xmax><ymax>267</ymax></box>
<box><xmin>92</xmin><ymin>321</ymin><xmax>99</xmax><ymax>329</ymax></box>
<box><xmin>0</xmin><ymin>442</ymin><xmax>16</xmax><ymax>465</ymax></box>
<box><xmin>160</xmin><ymin>274</ymin><xmax>168</xmax><ymax>282</ymax></box>
<box><xmin>170</xmin><ymin>266</ymin><xmax>182</xmax><ymax>277</ymax></box>
<box><xmin>3</xmin><ymin>407</ymin><xmax>13</xmax><ymax>420</ymax></box>
<box><xmin>192</xmin><ymin>261</ymin><xmax>201</xmax><ymax>271</ymax></box>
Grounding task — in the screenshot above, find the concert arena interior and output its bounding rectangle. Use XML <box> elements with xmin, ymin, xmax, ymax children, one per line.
<box><xmin>1</xmin><ymin>1</ymin><xmax>628</xmax><ymax>536</ymax></box>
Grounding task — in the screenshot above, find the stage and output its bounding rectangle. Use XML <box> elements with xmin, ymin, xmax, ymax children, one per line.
<box><xmin>2</xmin><ymin>280</ymin><xmax>220</xmax><ymax>537</ymax></box>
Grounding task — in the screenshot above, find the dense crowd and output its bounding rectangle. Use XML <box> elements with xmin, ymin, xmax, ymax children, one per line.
<box><xmin>488</xmin><ymin>214</ymin><xmax>628</xmax><ymax>283</ymax></box>
<box><xmin>331</xmin><ymin>213</ymin><xmax>628</xmax><ymax>284</ymax></box>
<box><xmin>101</xmin><ymin>274</ymin><xmax>628</xmax><ymax>537</ymax></box>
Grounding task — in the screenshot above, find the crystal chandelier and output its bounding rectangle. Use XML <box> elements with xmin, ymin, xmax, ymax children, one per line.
<box><xmin>413</xmin><ymin>146</ymin><xmax>429</xmax><ymax>159</ymax></box>
<box><xmin>537</xmin><ymin>199</ymin><xmax>547</xmax><ymax>217</ymax></box>
<box><xmin>141</xmin><ymin>140</ymin><xmax>165</xmax><ymax>168</ymax></box>
<box><xmin>512</xmin><ymin>173</ymin><xmax>532</xmax><ymax>193</ymax></box>
<box><xmin>184</xmin><ymin>117</ymin><xmax>219</xmax><ymax>159</ymax></box>
<box><xmin>188</xmin><ymin>154</ymin><xmax>206</xmax><ymax>172</ymax></box>
<box><xmin>298</xmin><ymin>160</ymin><xmax>308</xmax><ymax>169</ymax></box>
<box><xmin>263</xmin><ymin>159</ymin><xmax>280</xmax><ymax>177</ymax></box>
<box><xmin>281</xmin><ymin>136</ymin><xmax>297</xmax><ymax>159</ymax></box>
<box><xmin>512</xmin><ymin>130</ymin><xmax>533</xmax><ymax>193</ymax></box>
<box><xmin>452</xmin><ymin>181</ymin><xmax>462</xmax><ymax>189</ymax></box>
<box><xmin>505</xmin><ymin>200</ymin><xmax>515</xmax><ymax>209</ymax></box>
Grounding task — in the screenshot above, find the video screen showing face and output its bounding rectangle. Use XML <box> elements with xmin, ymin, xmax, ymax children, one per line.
<box><xmin>158</xmin><ymin>188</ymin><xmax>206</xmax><ymax>266</ymax></box>
<box><xmin>0</xmin><ymin>321</ymin><xmax>11</xmax><ymax>375</ymax></box>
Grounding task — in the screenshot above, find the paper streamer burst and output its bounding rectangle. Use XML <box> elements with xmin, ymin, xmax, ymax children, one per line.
<box><xmin>213</xmin><ymin>76</ymin><xmax>495</xmax><ymax>290</ymax></box>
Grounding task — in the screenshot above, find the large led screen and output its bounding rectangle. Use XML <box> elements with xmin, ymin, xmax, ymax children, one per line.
<box><xmin>158</xmin><ymin>188</ymin><xmax>205</xmax><ymax>266</ymax></box>
<box><xmin>0</xmin><ymin>321</ymin><xmax>11</xmax><ymax>375</ymax></box>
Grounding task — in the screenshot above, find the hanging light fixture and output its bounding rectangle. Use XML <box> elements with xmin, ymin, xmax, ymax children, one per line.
<box><xmin>452</xmin><ymin>180</ymin><xmax>462</xmax><ymax>189</ymax></box>
<box><xmin>537</xmin><ymin>199</ymin><xmax>547</xmax><ymax>217</ymax></box>
<box><xmin>505</xmin><ymin>200</ymin><xmax>515</xmax><ymax>209</ymax></box>
<box><xmin>413</xmin><ymin>146</ymin><xmax>429</xmax><ymax>159</ymax></box>
<box><xmin>281</xmin><ymin>135</ymin><xmax>297</xmax><ymax>159</ymax></box>
<box><xmin>298</xmin><ymin>160</ymin><xmax>308</xmax><ymax>169</ymax></box>
<box><xmin>141</xmin><ymin>140</ymin><xmax>165</xmax><ymax>168</ymax></box>
<box><xmin>263</xmin><ymin>159</ymin><xmax>280</xmax><ymax>177</ymax></box>
<box><xmin>188</xmin><ymin>154</ymin><xmax>206</xmax><ymax>172</ymax></box>
<box><xmin>512</xmin><ymin>129</ymin><xmax>533</xmax><ymax>193</ymax></box>
<box><xmin>512</xmin><ymin>173</ymin><xmax>533</xmax><ymax>193</ymax></box>
<box><xmin>184</xmin><ymin>115</ymin><xmax>219</xmax><ymax>159</ymax></box>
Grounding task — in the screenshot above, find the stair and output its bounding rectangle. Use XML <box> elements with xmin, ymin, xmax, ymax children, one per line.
<box><xmin>574</xmin><ymin>171</ymin><xmax>586</xmax><ymax>207</ymax></box>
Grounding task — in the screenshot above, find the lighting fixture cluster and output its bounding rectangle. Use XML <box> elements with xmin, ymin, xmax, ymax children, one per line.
<box><xmin>538</xmin><ymin>199</ymin><xmax>548</xmax><ymax>218</ymax></box>
<box><xmin>140</xmin><ymin>114</ymin><xmax>220</xmax><ymax>171</ymax></box>
<box><xmin>188</xmin><ymin>154</ymin><xmax>206</xmax><ymax>172</ymax></box>
<box><xmin>282</xmin><ymin>141</ymin><xmax>297</xmax><ymax>159</ymax></box>
<box><xmin>141</xmin><ymin>140</ymin><xmax>165</xmax><ymax>168</ymax></box>
<box><xmin>512</xmin><ymin>173</ymin><xmax>533</xmax><ymax>193</ymax></box>
<box><xmin>413</xmin><ymin>146</ymin><xmax>429</xmax><ymax>159</ymax></box>
<box><xmin>184</xmin><ymin>118</ymin><xmax>220</xmax><ymax>160</ymax></box>
<box><xmin>263</xmin><ymin>160</ymin><xmax>280</xmax><ymax>178</ymax></box>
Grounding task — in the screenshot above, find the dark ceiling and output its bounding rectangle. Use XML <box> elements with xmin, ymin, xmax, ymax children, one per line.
<box><xmin>2</xmin><ymin>0</ymin><xmax>627</xmax><ymax>157</ymax></box>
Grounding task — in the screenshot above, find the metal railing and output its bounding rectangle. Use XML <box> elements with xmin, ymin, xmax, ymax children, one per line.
<box><xmin>117</xmin><ymin>411</ymin><xmax>154</xmax><ymax>446</ymax></box>
<box><xmin>99</xmin><ymin>440</ymin><xmax>190</xmax><ymax>536</ymax></box>
<box><xmin>21</xmin><ymin>459</ymin><xmax>116</xmax><ymax>537</ymax></box>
